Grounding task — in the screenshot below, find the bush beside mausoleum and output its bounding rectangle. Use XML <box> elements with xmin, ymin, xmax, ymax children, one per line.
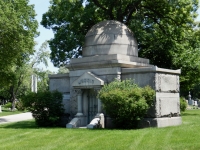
<box><xmin>98</xmin><ymin>79</ymin><xmax>155</xmax><ymax>129</ymax></box>
<box><xmin>22</xmin><ymin>91</ymin><xmax>64</xmax><ymax>127</ymax></box>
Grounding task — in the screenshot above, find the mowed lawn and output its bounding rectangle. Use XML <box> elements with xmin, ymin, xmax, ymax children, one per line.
<box><xmin>0</xmin><ymin>110</ymin><xmax>200</xmax><ymax>150</ymax></box>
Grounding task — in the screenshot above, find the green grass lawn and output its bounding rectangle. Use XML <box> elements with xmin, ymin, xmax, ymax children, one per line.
<box><xmin>0</xmin><ymin>109</ymin><xmax>200</xmax><ymax>150</ymax></box>
<box><xmin>0</xmin><ymin>106</ymin><xmax>25</xmax><ymax>117</ymax></box>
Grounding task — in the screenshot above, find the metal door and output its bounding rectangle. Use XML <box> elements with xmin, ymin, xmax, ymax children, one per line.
<box><xmin>87</xmin><ymin>89</ymin><xmax>98</xmax><ymax>123</ymax></box>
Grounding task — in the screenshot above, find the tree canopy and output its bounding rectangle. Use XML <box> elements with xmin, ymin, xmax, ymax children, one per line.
<box><xmin>41</xmin><ymin>0</ymin><xmax>200</xmax><ymax>95</ymax></box>
<box><xmin>0</xmin><ymin>0</ymin><xmax>38</xmax><ymax>85</ymax></box>
<box><xmin>0</xmin><ymin>41</ymin><xmax>52</xmax><ymax>110</ymax></box>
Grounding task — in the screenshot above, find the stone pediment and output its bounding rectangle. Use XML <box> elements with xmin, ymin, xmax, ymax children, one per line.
<box><xmin>72</xmin><ymin>72</ymin><xmax>104</xmax><ymax>88</ymax></box>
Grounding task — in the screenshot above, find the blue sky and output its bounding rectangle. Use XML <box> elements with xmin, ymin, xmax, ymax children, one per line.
<box><xmin>29</xmin><ymin>0</ymin><xmax>57</xmax><ymax>72</ymax></box>
<box><xmin>29</xmin><ymin>1</ymin><xmax>54</xmax><ymax>46</ymax></box>
<box><xmin>29</xmin><ymin>0</ymin><xmax>200</xmax><ymax>73</ymax></box>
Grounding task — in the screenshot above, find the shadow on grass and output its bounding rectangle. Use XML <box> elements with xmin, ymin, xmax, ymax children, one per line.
<box><xmin>1</xmin><ymin>109</ymin><xmax>26</xmax><ymax>113</ymax></box>
<box><xmin>0</xmin><ymin>120</ymin><xmax>39</xmax><ymax>129</ymax></box>
<box><xmin>0</xmin><ymin>120</ymin><xmax>68</xmax><ymax>129</ymax></box>
<box><xmin>2</xmin><ymin>110</ymin><xmax>12</xmax><ymax>112</ymax></box>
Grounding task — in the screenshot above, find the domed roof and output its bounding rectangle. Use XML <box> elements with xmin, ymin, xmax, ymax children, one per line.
<box><xmin>82</xmin><ymin>20</ymin><xmax>138</xmax><ymax>57</ymax></box>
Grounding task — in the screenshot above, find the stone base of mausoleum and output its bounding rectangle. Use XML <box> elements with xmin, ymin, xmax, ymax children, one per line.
<box><xmin>140</xmin><ymin>117</ymin><xmax>182</xmax><ymax>128</ymax></box>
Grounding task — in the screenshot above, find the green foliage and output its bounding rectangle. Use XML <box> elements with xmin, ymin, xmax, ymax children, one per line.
<box><xmin>98</xmin><ymin>79</ymin><xmax>155</xmax><ymax>129</ymax></box>
<box><xmin>0</xmin><ymin>0</ymin><xmax>38</xmax><ymax>85</ymax></box>
<box><xmin>30</xmin><ymin>41</ymin><xmax>50</xmax><ymax>68</ymax></box>
<box><xmin>15</xmin><ymin>100</ymin><xmax>26</xmax><ymax>111</ymax></box>
<box><xmin>22</xmin><ymin>91</ymin><xmax>64</xmax><ymax>127</ymax></box>
<box><xmin>4</xmin><ymin>102</ymin><xmax>12</xmax><ymax>109</ymax></box>
<box><xmin>0</xmin><ymin>41</ymin><xmax>52</xmax><ymax>110</ymax></box>
<box><xmin>180</xmin><ymin>97</ymin><xmax>187</xmax><ymax>112</ymax></box>
<box><xmin>0</xmin><ymin>0</ymin><xmax>38</xmax><ymax>110</ymax></box>
<box><xmin>190</xmin><ymin>83</ymin><xmax>200</xmax><ymax>99</ymax></box>
<box><xmin>35</xmin><ymin>70</ymin><xmax>51</xmax><ymax>92</ymax></box>
<box><xmin>58</xmin><ymin>66</ymin><xmax>69</xmax><ymax>74</ymax></box>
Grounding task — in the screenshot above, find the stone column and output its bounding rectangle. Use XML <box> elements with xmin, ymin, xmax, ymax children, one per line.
<box><xmin>96</xmin><ymin>88</ymin><xmax>102</xmax><ymax>117</ymax></box>
<box><xmin>75</xmin><ymin>89</ymin><xmax>83</xmax><ymax>116</ymax></box>
<box><xmin>95</xmin><ymin>98</ymin><xmax>103</xmax><ymax>118</ymax></box>
<box><xmin>97</xmin><ymin>98</ymin><xmax>102</xmax><ymax>114</ymax></box>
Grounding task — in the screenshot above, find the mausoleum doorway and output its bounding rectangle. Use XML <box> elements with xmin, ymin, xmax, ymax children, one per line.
<box><xmin>66</xmin><ymin>72</ymin><xmax>104</xmax><ymax>128</ymax></box>
<box><xmin>85</xmin><ymin>89</ymin><xmax>98</xmax><ymax>124</ymax></box>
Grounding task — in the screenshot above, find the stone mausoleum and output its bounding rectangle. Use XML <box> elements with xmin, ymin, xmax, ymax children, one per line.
<box><xmin>49</xmin><ymin>20</ymin><xmax>182</xmax><ymax>129</ymax></box>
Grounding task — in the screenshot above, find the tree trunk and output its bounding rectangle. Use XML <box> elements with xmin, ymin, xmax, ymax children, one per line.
<box><xmin>10</xmin><ymin>86</ymin><xmax>16</xmax><ymax>111</ymax></box>
<box><xmin>11</xmin><ymin>95</ymin><xmax>16</xmax><ymax>111</ymax></box>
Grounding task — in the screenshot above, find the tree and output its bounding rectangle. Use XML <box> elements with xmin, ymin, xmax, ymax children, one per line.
<box><xmin>30</xmin><ymin>41</ymin><xmax>50</xmax><ymax>68</ymax></box>
<box><xmin>9</xmin><ymin>64</ymin><xmax>33</xmax><ymax>110</ymax></box>
<box><xmin>36</xmin><ymin>70</ymin><xmax>51</xmax><ymax>92</ymax></box>
<box><xmin>57</xmin><ymin>66</ymin><xmax>69</xmax><ymax>74</ymax></box>
<box><xmin>41</xmin><ymin>0</ymin><xmax>200</xmax><ymax>95</ymax></box>
<box><xmin>0</xmin><ymin>0</ymin><xmax>38</xmax><ymax>110</ymax></box>
<box><xmin>0</xmin><ymin>41</ymin><xmax>52</xmax><ymax>110</ymax></box>
<box><xmin>30</xmin><ymin>41</ymin><xmax>52</xmax><ymax>92</ymax></box>
<box><xmin>0</xmin><ymin>0</ymin><xmax>38</xmax><ymax>86</ymax></box>
<box><xmin>11</xmin><ymin>41</ymin><xmax>52</xmax><ymax>110</ymax></box>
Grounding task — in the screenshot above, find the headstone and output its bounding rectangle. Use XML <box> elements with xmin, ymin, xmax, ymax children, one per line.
<box><xmin>191</xmin><ymin>100</ymin><xmax>194</xmax><ymax>105</ymax></box>
<box><xmin>194</xmin><ymin>101</ymin><xmax>198</xmax><ymax>106</ymax></box>
<box><xmin>0</xmin><ymin>105</ymin><xmax>2</xmax><ymax>112</ymax></box>
<box><xmin>188</xmin><ymin>92</ymin><xmax>193</xmax><ymax>105</ymax></box>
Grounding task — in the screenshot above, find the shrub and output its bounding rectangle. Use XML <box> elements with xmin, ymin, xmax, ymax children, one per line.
<box><xmin>98</xmin><ymin>79</ymin><xmax>155</xmax><ymax>129</ymax></box>
<box><xmin>180</xmin><ymin>97</ymin><xmax>187</xmax><ymax>112</ymax></box>
<box><xmin>22</xmin><ymin>91</ymin><xmax>64</xmax><ymax>127</ymax></box>
<box><xmin>4</xmin><ymin>102</ymin><xmax>12</xmax><ymax>109</ymax></box>
<box><xmin>15</xmin><ymin>100</ymin><xmax>26</xmax><ymax>111</ymax></box>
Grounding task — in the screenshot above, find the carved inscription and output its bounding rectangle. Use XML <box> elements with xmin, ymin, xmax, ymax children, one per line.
<box><xmin>78</xmin><ymin>78</ymin><xmax>94</xmax><ymax>85</ymax></box>
<box><xmin>72</xmin><ymin>72</ymin><xmax>104</xmax><ymax>87</ymax></box>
